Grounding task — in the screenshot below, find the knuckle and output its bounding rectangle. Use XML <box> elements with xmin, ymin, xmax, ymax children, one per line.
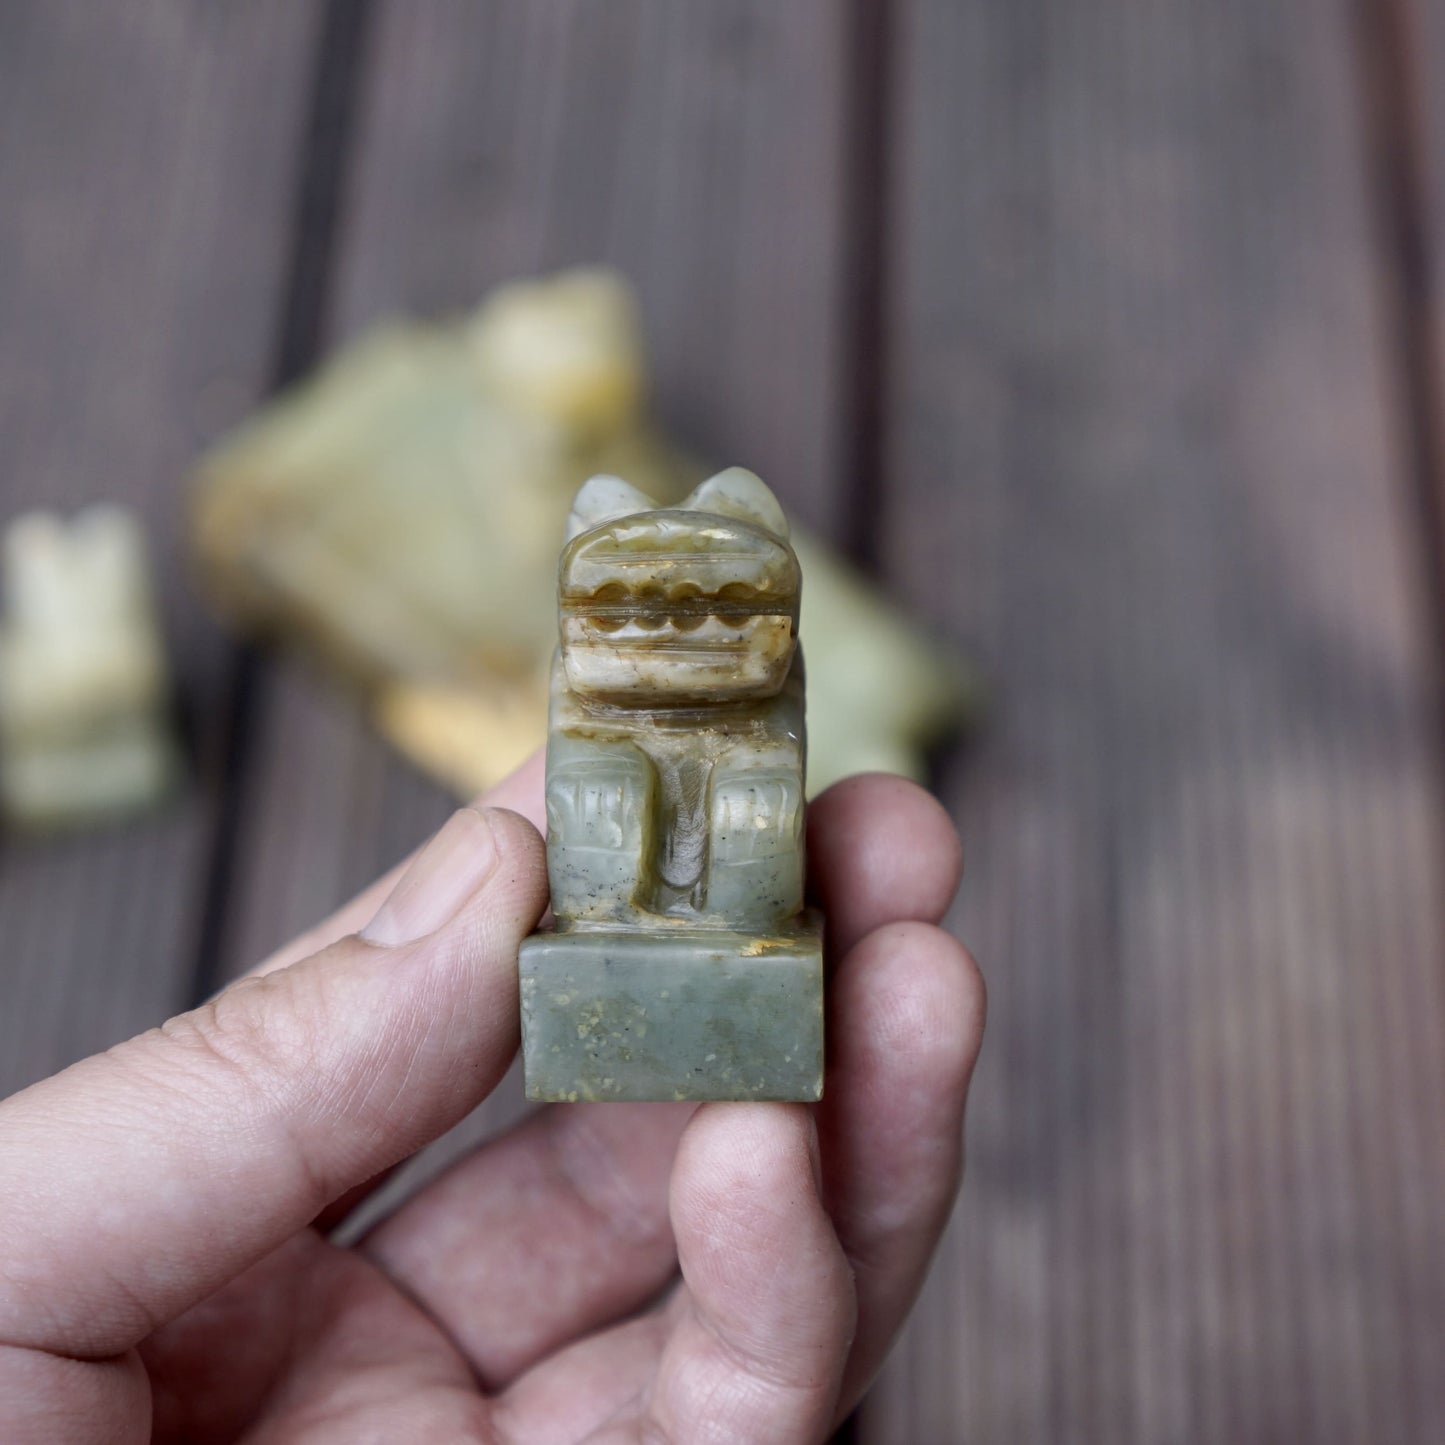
<box><xmin>155</xmin><ymin>973</ymin><xmax>314</xmax><ymax>1110</ymax></box>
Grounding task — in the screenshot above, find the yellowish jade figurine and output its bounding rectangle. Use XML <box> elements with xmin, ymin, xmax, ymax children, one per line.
<box><xmin>190</xmin><ymin>268</ymin><xmax>971</xmax><ymax>799</ymax></box>
<box><xmin>518</xmin><ymin>469</ymin><xmax>824</xmax><ymax>1102</ymax></box>
<box><xmin>0</xmin><ymin>507</ymin><xmax>179</xmax><ymax>828</ymax></box>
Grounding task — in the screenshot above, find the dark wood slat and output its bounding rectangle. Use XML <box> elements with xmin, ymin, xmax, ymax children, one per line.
<box><xmin>863</xmin><ymin>2</ymin><xmax>1445</xmax><ymax>1441</ymax></box>
<box><xmin>1391</xmin><ymin>1</ymin><xmax>1445</xmax><ymax>633</ymax></box>
<box><xmin>0</xmin><ymin>1</ymin><xmax>327</xmax><ymax>1095</ymax></box>
<box><xmin>219</xmin><ymin>0</ymin><xmax>851</xmax><ymax>980</ymax></box>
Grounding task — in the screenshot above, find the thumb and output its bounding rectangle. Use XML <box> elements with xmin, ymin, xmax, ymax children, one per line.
<box><xmin>0</xmin><ymin>806</ymin><xmax>546</xmax><ymax>1362</ymax></box>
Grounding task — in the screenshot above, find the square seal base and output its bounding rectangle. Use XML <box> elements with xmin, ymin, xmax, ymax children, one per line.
<box><xmin>519</xmin><ymin>913</ymin><xmax>823</xmax><ymax>1103</ymax></box>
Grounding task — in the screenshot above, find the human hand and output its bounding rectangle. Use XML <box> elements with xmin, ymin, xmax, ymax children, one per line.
<box><xmin>0</xmin><ymin>754</ymin><xmax>984</xmax><ymax>1443</ymax></box>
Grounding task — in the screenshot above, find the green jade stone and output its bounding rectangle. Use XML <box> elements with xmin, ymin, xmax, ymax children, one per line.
<box><xmin>518</xmin><ymin>468</ymin><xmax>824</xmax><ymax>1102</ymax></box>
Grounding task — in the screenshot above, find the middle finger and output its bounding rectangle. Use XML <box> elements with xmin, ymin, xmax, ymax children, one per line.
<box><xmin>360</xmin><ymin>1100</ymin><xmax>691</xmax><ymax>1389</ymax></box>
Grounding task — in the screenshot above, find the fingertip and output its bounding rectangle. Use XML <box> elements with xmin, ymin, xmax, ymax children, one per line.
<box><xmin>815</xmin><ymin>922</ymin><xmax>985</xmax><ymax>1412</ymax></box>
<box><xmin>661</xmin><ymin>1101</ymin><xmax>855</xmax><ymax>1427</ymax></box>
<box><xmin>475</xmin><ymin>805</ymin><xmax>548</xmax><ymax>898</ymax></box>
<box><xmin>833</xmin><ymin>920</ymin><xmax>986</xmax><ymax>1101</ymax></box>
<box><xmin>433</xmin><ymin>805</ymin><xmax>548</xmax><ymax>950</ymax></box>
<box><xmin>671</xmin><ymin>1104</ymin><xmax>836</xmax><ymax>1287</ymax></box>
<box><xmin>672</xmin><ymin>1102</ymin><xmax>818</xmax><ymax>1228</ymax></box>
<box><xmin>405</xmin><ymin>805</ymin><xmax>546</xmax><ymax>1068</ymax></box>
<box><xmin>808</xmin><ymin>774</ymin><xmax>963</xmax><ymax>953</ymax></box>
<box><xmin>252</xmin><ymin>753</ymin><xmax>549</xmax><ymax>978</ymax></box>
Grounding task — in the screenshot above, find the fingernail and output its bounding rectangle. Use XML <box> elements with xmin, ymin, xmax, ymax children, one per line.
<box><xmin>362</xmin><ymin>808</ymin><xmax>499</xmax><ymax>946</ymax></box>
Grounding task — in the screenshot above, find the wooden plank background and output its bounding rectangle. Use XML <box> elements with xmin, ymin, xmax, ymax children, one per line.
<box><xmin>3</xmin><ymin>2</ymin><xmax>1445</xmax><ymax>1440</ymax></box>
<box><xmin>0</xmin><ymin>0</ymin><xmax>326</xmax><ymax>1089</ymax></box>
<box><xmin>866</xmin><ymin>2</ymin><xmax>1445</xmax><ymax>1440</ymax></box>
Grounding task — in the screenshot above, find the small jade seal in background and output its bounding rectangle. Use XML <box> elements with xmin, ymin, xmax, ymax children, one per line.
<box><xmin>0</xmin><ymin>507</ymin><xmax>180</xmax><ymax>830</ymax></box>
<box><xmin>519</xmin><ymin>468</ymin><xmax>824</xmax><ymax>1102</ymax></box>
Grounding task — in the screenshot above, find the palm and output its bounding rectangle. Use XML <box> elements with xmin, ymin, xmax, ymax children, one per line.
<box><xmin>142</xmin><ymin>1110</ymin><xmax>780</xmax><ymax>1442</ymax></box>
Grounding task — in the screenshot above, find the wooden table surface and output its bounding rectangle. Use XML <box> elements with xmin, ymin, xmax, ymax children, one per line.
<box><xmin>4</xmin><ymin>3</ymin><xmax>1445</xmax><ymax>1441</ymax></box>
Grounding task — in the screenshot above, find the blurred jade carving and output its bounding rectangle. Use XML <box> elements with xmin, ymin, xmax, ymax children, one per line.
<box><xmin>0</xmin><ymin>508</ymin><xmax>179</xmax><ymax>828</ymax></box>
<box><xmin>191</xmin><ymin>268</ymin><xmax>971</xmax><ymax>799</ymax></box>
<box><xmin>518</xmin><ymin>470</ymin><xmax>823</xmax><ymax>1103</ymax></box>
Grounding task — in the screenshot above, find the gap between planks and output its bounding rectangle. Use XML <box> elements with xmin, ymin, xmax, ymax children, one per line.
<box><xmin>187</xmin><ymin>0</ymin><xmax>380</xmax><ymax>1007</ymax></box>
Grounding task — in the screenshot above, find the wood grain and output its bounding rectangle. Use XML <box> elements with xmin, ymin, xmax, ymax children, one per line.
<box><xmin>862</xmin><ymin>2</ymin><xmax>1445</xmax><ymax>1441</ymax></box>
<box><xmin>0</xmin><ymin>1</ymin><xmax>325</xmax><ymax>1094</ymax></box>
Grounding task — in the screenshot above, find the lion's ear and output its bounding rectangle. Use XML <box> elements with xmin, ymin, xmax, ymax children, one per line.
<box><xmin>681</xmin><ymin>468</ymin><xmax>789</xmax><ymax>540</ymax></box>
<box><xmin>565</xmin><ymin>474</ymin><xmax>659</xmax><ymax>540</ymax></box>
